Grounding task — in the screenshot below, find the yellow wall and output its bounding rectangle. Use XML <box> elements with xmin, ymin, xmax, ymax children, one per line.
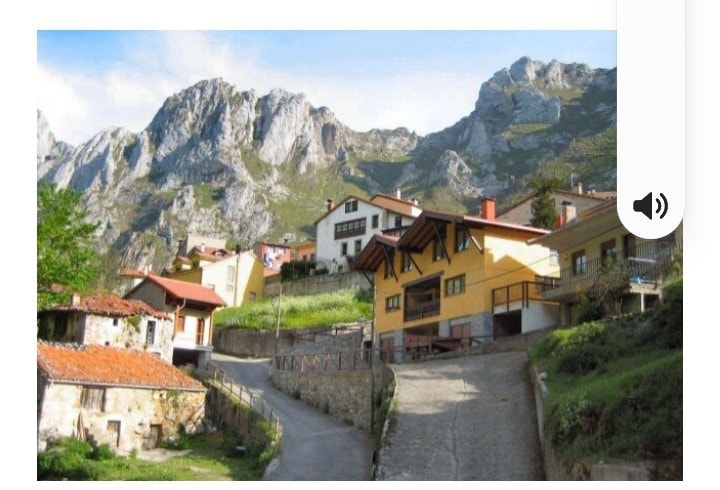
<box><xmin>374</xmin><ymin>222</ymin><xmax>557</xmax><ymax>335</ymax></box>
<box><xmin>167</xmin><ymin>268</ymin><xmax>202</xmax><ymax>284</ymax></box>
<box><xmin>236</xmin><ymin>253</ymin><xmax>265</xmax><ymax>305</ymax></box>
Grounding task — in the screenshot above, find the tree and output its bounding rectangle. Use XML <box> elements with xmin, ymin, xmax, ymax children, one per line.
<box><xmin>37</xmin><ymin>182</ymin><xmax>100</xmax><ymax>310</ymax></box>
<box><xmin>529</xmin><ymin>176</ymin><xmax>563</xmax><ymax>230</ymax></box>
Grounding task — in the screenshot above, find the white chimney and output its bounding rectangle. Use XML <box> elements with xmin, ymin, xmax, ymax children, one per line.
<box><xmin>562</xmin><ymin>201</ymin><xmax>577</xmax><ymax>223</ymax></box>
<box><xmin>395</xmin><ymin>187</ymin><xmax>402</xmax><ymax>199</ymax></box>
<box><xmin>325</xmin><ymin>199</ymin><xmax>335</xmax><ymax>212</ymax></box>
<box><xmin>200</xmin><ymin>243</ymin><xmax>206</xmax><ymax>252</ymax></box>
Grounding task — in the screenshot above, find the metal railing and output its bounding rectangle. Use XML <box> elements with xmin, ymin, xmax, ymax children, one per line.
<box><xmin>208</xmin><ymin>365</ymin><xmax>282</xmax><ymax>441</ymax></box>
<box><xmin>548</xmin><ymin>242</ymin><xmax>681</xmax><ymax>291</ymax></box>
<box><xmin>380</xmin><ymin>335</ymin><xmax>492</xmax><ymax>363</ymax></box>
<box><xmin>404</xmin><ymin>299</ymin><xmax>440</xmax><ymax>322</ymax></box>
<box><xmin>273</xmin><ymin>349</ymin><xmax>371</xmax><ymax>372</ymax></box>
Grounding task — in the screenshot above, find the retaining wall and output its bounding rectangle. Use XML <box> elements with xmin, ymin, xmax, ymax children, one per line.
<box><xmin>270</xmin><ymin>365</ymin><xmax>393</xmax><ymax>432</ymax></box>
<box><xmin>263</xmin><ymin>271</ymin><xmax>371</xmax><ymax>297</ymax></box>
<box><xmin>204</xmin><ymin>385</ymin><xmax>275</xmax><ymax>452</ymax></box>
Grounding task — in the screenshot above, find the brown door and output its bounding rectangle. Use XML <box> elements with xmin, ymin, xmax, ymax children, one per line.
<box><xmin>196</xmin><ymin>318</ymin><xmax>205</xmax><ymax>345</ymax></box>
<box><xmin>380</xmin><ymin>337</ymin><xmax>395</xmax><ymax>364</ymax></box>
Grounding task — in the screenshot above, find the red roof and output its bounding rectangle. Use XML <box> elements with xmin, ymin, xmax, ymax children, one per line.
<box><xmin>37</xmin><ymin>343</ymin><xmax>205</xmax><ymax>391</ymax></box>
<box><xmin>131</xmin><ymin>275</ymin><xmax>226</xmax><ymax>307</ymax></box>
<box><xmin>42</xmin><ymin>294</ymin><xmax>168</xmax><ymax>319</ymax></box>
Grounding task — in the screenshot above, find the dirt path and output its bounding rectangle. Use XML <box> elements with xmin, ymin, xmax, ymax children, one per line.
<box><xmin>377</xmin><ymin>351</ymin><xmax>544</xmax><ymax>480</ymax></box>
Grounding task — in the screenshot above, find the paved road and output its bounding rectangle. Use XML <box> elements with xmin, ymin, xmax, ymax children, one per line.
<box><xmin>377</xmin><ymin>351</ymin><xmax>544</xmax><ymax>480</ymax></box>
<box><xmin>211</xmin><ymin>353</ymin><xmax>374</xmax><ymax>481</ymax></box>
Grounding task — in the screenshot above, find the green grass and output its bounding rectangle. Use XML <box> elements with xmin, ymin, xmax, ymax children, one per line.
<box><xmin>215</xmin><ymin>287</ymin><xmax>373</xmax><ymax>330</ymax></box>
<box><xmin>529</xmin><ymin>280</ymin><xmax>682</xmax><ymax>466</ymax></box>
<box><xmin>193</xmin><ymin>183</ymin><xmax>224</xmax><ymax>208</ymax></box>
<box><xmin>37</xmin><ymin>431</ymin><xmax>270</xmax><ymax>481</ymax></box>
<box><xmin>502</xmin><ymin>123</ymin><xmax>553</xmax><ymax>140</ymax></box>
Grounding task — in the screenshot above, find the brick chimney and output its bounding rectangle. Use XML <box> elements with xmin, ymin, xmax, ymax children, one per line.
<box><xmin>480</xmin><ymin>197</ymin><xmax>496</xmax><ymax>220</ymax></box>
<box><xmin>325</xmin><ymin>199</ymin><xmax>335</xmax><ymax>212</ymax></box>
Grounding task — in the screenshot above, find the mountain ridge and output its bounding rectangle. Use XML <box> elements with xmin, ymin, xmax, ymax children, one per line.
<box><xmin>38</xmin><ymin>56</ymin><xmax>616</xmax><ymax>278</ymax></box>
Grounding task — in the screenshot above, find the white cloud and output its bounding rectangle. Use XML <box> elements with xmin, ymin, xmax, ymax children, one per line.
<box><xmin>38</xmin><ymin>31</ymin><xmax>494</xmax><ymax>145</ymax></box>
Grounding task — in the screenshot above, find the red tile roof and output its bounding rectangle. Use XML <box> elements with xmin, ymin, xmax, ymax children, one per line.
<box><xmin>42</xmin><ymin>294</ymin><xmax>169</xmax><ymax>319</ymax></box>
<box><xmin>141</xmin><ymin>275</ymin><xmax>226</xmax><ymax>307</ymax></box>
<box><xmin>37</xmin><ymin>343</ymin><xmax>205</xmax><ymax>391</ymax></box>
<box><xmin>370</xmin><ymin>194</ymin><xmax>420</xmax><ymax>217</ymax></box>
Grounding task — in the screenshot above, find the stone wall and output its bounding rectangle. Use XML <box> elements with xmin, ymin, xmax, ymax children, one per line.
<box><xmin>263</xmin><ymin>271</ymin><xmax>371</xmax><ymax>298</ymax></box>
<box><xmin>204</xmin><ymin>385</ymin><xmax>276</xmax><ymax>452</ymax></box>
<box><xmin>214</xmin><ymin>325</ymin><xmax>365</xmax><ymax>359</ymax></box>
<box><xmin>270</xmin><ymin>365</ymin><xmax>393</xmax><ymax>432</ymax></box>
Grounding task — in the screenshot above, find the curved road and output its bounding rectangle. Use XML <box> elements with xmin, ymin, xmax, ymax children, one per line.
<box><xmin>377</xmin><ymin>351</ymin><xmax>544</xmax><ymax>480</ymax></box>
<box><xmin>211</xmin><ymin>353</ymin><xmax>374</xmax><ymax>481</ymax></box>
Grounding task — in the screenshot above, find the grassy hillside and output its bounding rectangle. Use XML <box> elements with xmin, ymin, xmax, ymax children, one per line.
<box><xmin>215</xmin><ymin>287</ymin><xmax>373</xmax><ymax>330</ymax></box>
<box><xmin>529</xmin><ymin>280</ymin><xmax>682</xmax><ymax>474</ymax></box>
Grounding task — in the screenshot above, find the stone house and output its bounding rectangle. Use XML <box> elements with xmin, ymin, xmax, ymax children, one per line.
<box><xmin>37</xmin><ymin>342</ymin><xmax>206</xmax><ymax>453</ymax></box>
<box><xmin>37</xmin><ymin>294</ymin><xmax>173</xmax><ymax>363</ymax></box>
<box><xmin>124</xmin><ymin>274</ymin><xmax>226</xmax><ymax>369</ymax></box>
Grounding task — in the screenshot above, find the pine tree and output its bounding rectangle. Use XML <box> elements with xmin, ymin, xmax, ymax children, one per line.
<box><xmin>529</xmin><ymin>176</ymin><xmax>563</xmax><ymax>230</ymax></box>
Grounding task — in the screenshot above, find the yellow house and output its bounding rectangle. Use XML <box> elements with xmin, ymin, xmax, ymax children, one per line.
<box><xmin>167</xmin><ymin>247</ymin><xmax>265</xmax><ymax>308</ymax></box>
<box><xmin>354</xmin><ymin>200</ymin><xmax>560</xmax><ymax>363</ymax></box>
<box><xmin>532</xmin><ymin>200</ymin><xmax>683</xmax><ymax>325</ymax></box>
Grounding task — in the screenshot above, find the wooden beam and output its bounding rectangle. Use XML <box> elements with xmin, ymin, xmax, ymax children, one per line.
<box><xmin>361</xmin><ymin>271</ymin><xmax>375</xmax><ymax>288</ymax></box>
<box><xmin>408</xmin><ymin>253</ymin><xmax>423</xmax><ymax>276</ymax></box>
<box><xmin>470</xmin><ymin>235</ymin><xmax>484</xmax><ymax>254</ymax></box>
<box><xmin>382</xmin><ymin>245</ymin><xmax>398</xmax><ymax>282</ymax></box>
<box><xmin>431</xmin><ymin>221</ymin><xmax>451</xmax><ymax>265</ymax></box>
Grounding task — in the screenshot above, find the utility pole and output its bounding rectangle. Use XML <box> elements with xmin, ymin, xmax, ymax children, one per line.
<box><xmin>369</xmin><ymin>280</ymin><xmax>376</xmax><ymax>432</ymax></box>
<box><xmin>274</xmin><ymin>282</ymin><xmax>283</xmax><ymax>357</ymax></box>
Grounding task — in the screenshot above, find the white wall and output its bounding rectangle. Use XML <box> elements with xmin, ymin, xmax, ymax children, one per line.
<box><xmin>316</xmin><ymin>200</ymin><xmax>416</xmax><ymax>273</ymax></box>
<box><xmin>522</xmin><ymin>303</ymin><xmax>560</xmax><ymax>333</ymax></box>
<box><xmin>173</xmin><ymin>307</ymin><xmax>212</xmax><ymax>348</ymax></box>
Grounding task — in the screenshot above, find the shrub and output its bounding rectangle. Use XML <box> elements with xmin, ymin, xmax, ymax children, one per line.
<box><xmin>557</xmin><ymin>343</ymin><xmax>609</xmax><ymax>374</ymax></box>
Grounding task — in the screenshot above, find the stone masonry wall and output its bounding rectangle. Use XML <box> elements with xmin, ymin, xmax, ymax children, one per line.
<box><xmin>270</xmin><ymin>366</ymin><xmax>393</xmax><ymax>432</ymax></box>
<box><xmin>263</xmin><ymin>271</ymin><xmax>371</xmax><ymax>298</ymax></box>
<box><xmin>204</xmin><ymin>385</ymin><xmax>275</xmax><ymax>452</ymax></box>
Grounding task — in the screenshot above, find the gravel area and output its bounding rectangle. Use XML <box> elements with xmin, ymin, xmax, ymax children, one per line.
<box><xmin>377</xmin><ymin>351</ymin><xmax>544</xmax><ymax>481</ymax></box>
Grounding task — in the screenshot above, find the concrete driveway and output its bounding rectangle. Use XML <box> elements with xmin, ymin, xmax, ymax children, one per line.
<box><xmin>377</xmin><ymin>351</ymin><xmax>544</xmax><ymax>480</ymax></box>
<box><xmin>211</xmin><ymin>353</ymin><xmax>374</xmax><ymax>481</ymax></box>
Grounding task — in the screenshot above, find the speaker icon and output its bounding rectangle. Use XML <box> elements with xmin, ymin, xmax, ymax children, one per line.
<box><xmin>633</xmin><ymin>192</ymin><xmax>669</xmax><ymax>220</ymax></box>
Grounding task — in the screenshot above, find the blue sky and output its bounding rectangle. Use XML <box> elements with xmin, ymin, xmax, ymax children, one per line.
<box><xmin>38</xmin><ymin>30</ymin><xmax>616</xmax><ymax>145</ymax></box>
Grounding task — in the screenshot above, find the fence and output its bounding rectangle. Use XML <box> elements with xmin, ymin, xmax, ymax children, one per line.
<box><xmin>273</xmin><ymin>349</ymin><xmax>371</xmax><ymax>372</ymax></box>
<box><xmin>208</xmin><ymin>364</ymin><xmax>282</xmax><ymax>441</ymax></box>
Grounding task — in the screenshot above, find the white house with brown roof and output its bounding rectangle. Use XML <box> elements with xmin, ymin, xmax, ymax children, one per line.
<box><xmin>37</xmin><ymin>294</ymin><xmax>174</xmax><ymax>363</ymax></box>
<box><xmin>37</xmin><ymin>343</ymin><xmax>206</xmax><ymax>453</ymax></box>
<box><xmin>124</xmin><ymin>274</ymin><xmax>226</xmax><ymax>370</ymax></box>
<box><xmin>314</xmin><ymin>190</ymin><xmax>422</xmax><ymax>273</ymax></box>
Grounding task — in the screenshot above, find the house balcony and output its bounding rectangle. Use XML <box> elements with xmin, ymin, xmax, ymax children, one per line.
<box><xmin>541</xmin><ymin>242</ymin><xmax>681</xmax><ymax>302</ymax></box>
<box><xmin>404</xmin><ymin>299</ymin><xmax>440</xmax><ymax>322</ymax></box>
<box><xmin>492</xmin><ymin>279</ymin><xmax>559</xmax><ymax>314</ymax></box>
<box><xmin>403</xmin><ymin>276</ymin><xmax>441</xmax><ymax>322</ymax></box>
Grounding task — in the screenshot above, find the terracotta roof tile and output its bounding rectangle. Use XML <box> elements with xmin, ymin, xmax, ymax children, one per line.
<box><xmin>143</xmin><ymin>275</ymin><xmax>226</xmax><ymax>307</ymax></box>
<box><xmin>42</xmin><ymin>294</ymin><xmax>169</xmax><ymax>319</ymax></box>
<box><xmin>37</xmin><ymin>343</ymin><xmax>205</xmax><ymax>391</ymax></box>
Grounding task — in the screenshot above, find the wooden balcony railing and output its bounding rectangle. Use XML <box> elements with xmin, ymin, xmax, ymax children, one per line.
<box><xmin>404</xmin><ymin>299</ymin><xmax>440</xmax><ymax>322</ymax></box>
<box><xmin>492</xmin><ymin>279</ymin><xmax>560</xmax><ymax>311</ymax></box>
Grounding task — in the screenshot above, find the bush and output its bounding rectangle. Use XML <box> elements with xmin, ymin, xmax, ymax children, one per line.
<box><xmin>38</xmin><ymin>438</ymin><xmax>97</xmax><ymax>480</ymax></box>
<box><xmin>531</xmin><ymin>321</ymin><xmax>607</xmax><ymax>360</ymax></box>
<box><xmin>557</xmin><ymin>343</ymin><xmax>609</xmax><ymax>374</ymax></box>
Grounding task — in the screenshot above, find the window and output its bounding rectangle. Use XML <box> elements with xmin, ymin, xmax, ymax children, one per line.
<box><xmin>345</xmin><ymin>200</ymin><xmax>358</xmax><ymax>213</ymax></box>
<box><xmin>81</xmin><ymin>387</ymin><xmax>106</xmax><ymax>411</ymax></box>
<box><xmin>455</xmin><ymin>226</ymin><xmax>470</xmax><ymax>252</ymax></box>
<box><xmin>386</xmin><ymin>295</ymin><xmax>401</xmax><ymax>312</ymax></box>
<box><xmin>601</xmin><ymin>239</ymin><xmax>617</xmax><ymax>263</ymax></box>
<box><xmin>384</xmin><ymin>250</ymin><xmax>395</xmax><ymax>279</ymax></box>
<box><xmin>249</xmin><ymin>292</ymin><xmax>257</xmax><ymax>302</ymax></box>
<box><xmin>175</xmin><ymin>315</ymin><xmax>186</xmax><ymax>334</ymax></box>
<box><xmin>334</xmin><ymin>218</ymin><xmax>367</xmax><ymax>239</ymax></box>
<box><xmin>394</xmin><ymin>215</ymin><xmax>402</xmax><ymax>228</ymax></box>
<box><xmin>146</xmin><ymin>320</ymin><xmax>156</xmax><ymax>345</ymax></box>
<box><xmin>572</xmin><ymin>250</ymin><xmax>587</xmax><ymax>275</ymax></box>
<box><xmin>371</xmin><ymin>214</ymin><xmax>379</xmax><ymax>229</ymax></box>
<box><xmin>341</xmin><ymin>242</ymin><xmax>348</xmax><ymax>256</ymax></box>
<box><xmin>433</xmin><ymin>236</ymin><xmax>445</xmax><ymax>262</ymax></box>
<box><xmin>227</xmin><ymin>265</ymin><xmax>236</xmax><ymax>283</ymax></box>
<box><xmin>310</xmin><ymin>253</ymin><xmax>315</xmax><ymax>261</ymax></box>
<box><xmin>445</xmin><ymin>275</ymin><xmax>466</xmax><ymax>296</ymax></box>
<box><xmin>402</xmin><ymin>251</ymin><xmax>413</xmax><ymax>273</ymax></box>
<box><xmin>112</xmin><ymin>317</ymin><xmax>119</xmax><ymax>327</ymax></box>
<box><xmin>226</xmin><ymin>283</ymin><xmax>234</xmax><ymax>292</ymax></box>
<box><xmin>354</xmin><ymin>239</ymin><xmax>362</xmax><ymax>256</ymax></box>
